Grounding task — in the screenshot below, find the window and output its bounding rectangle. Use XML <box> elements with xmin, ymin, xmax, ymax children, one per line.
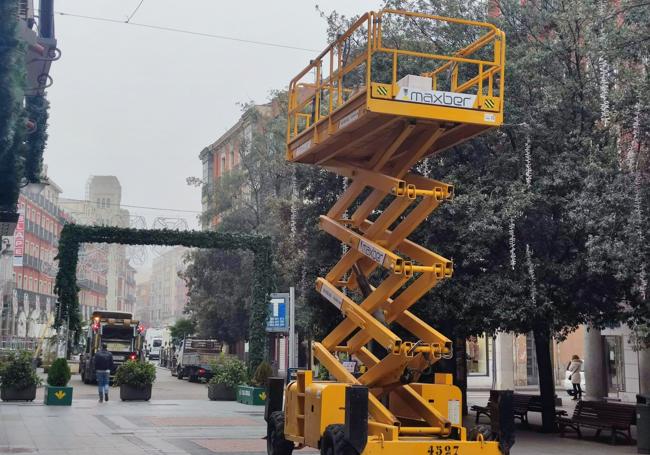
<box><xmin>203</xmin><ymin>158</ymin><xmax>210</xmax><ymax>181</ymax></box>
<box><xmin>244</xmin><ymin>124</ymin><xmax>252</xmax><ymax>144</ymax></box>
<box><xmin>466</xmin><ymin>335</ymin><xmax>489</xmax><ymax>376</ymax></box>
<box><xmin>106</xmin><ymin>198</ymin><xmax>111</xmax><ymax>208</ymax></box>
<box><xmin>230</xmin><ymin>149</ymin><xmax>235</xmax><ymax>167</ymax></box>
<box><xmin>604</xmin><ymin>335</ymin><xmax>625</xmax><ymax>392</ymax></box>
<box><xmin>96</xmin><ymin>198</ymin><xmax>101</xmax><ymax>207</ymax></box>
<box><xmin>221</xmin><ymin>155</ymin><xmax>226</xmax><ymax>173</ymax></box>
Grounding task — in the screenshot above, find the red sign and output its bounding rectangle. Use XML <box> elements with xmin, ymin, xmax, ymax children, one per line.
<box><xmin>13</xmin><ymin>209</ymin><xmax>24</xmax><ymax>267</ymax></box>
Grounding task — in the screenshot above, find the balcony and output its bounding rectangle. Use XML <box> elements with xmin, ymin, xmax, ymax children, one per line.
<box><xmin>77</xmin><ymin>278</ymin><xmax>108</xmax><ymax>295</ymax></box>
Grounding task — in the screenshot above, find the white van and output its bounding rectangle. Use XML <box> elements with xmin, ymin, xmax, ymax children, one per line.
<box><xmin>144</xmin><ymin>327</ymin><xmax>168</xmax><ymax>360</ymax></box>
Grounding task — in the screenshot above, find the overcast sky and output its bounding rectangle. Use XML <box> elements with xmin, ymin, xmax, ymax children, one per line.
<box><xmin>47</xmin><ymin>0</ymin><xmax>382</xmax><ymax>231</ymax></box>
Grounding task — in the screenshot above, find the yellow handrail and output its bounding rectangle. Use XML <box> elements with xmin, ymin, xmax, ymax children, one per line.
<box><xmin>287</xmin><ymin>10</ymin><xmax>505</xmax><ymax>144</ymax></box>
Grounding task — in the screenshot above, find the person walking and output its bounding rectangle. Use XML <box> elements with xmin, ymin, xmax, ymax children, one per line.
<box><xmin>567</xmin><ymin>354</ymin><xmax>583</xmax><ymax>400</ymax></box>
<box><xmin>94</xmin><ymin>343</ymin><xmax>114</xmax><ymax>403</ymax></box>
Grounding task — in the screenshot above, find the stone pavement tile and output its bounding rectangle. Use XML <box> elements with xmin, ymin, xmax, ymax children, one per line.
<box><xmin>192</xmin><ymin>438</ymin><xmax>320</xmax><ymax>454</ymax></box>
<box><xmin>513</xmin><ymin>430</ymin><xmax>636</xmax><ymax>454</ymax></box>
<box><xmin>192</xmin><ymin>438</ymin><xmax>268</xmax><ymax>453</ymax></box>
<box><xmin>148</xmin><ymin>417</ymin><xmax>262</xmax><ymax>427</ymax></box>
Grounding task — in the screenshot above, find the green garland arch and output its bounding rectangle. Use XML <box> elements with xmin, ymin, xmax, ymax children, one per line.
<box><xmin>54</xmin><ymin>224</ymin><xmax>273</xmax><ymax>370</ymax></box>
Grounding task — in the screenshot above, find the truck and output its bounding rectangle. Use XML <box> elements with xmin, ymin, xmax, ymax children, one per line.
<box><xmin>79</xmin><ymin>310</ymin><xmax>145</xmax><ymax>384</ymax></box>
<box><xmin>174</xmin><ymin>337</ymin><xmax>222</xmax><ymax>382</ymax></box>
<box><xmin>144</xmin><ymin>327</ymin><xmax>169</xmax><ymax>360</ymax></box>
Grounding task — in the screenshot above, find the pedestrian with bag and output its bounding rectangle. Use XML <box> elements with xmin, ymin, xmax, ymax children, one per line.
<box><xmin>94</xmin><ymin>343</ymin><xmax>114</xmax><ymax>403</ymax></box>
<box><xmin>567</xmin><ymin>354</ymin><xmax>583</xmax><ymax>401</ymax></box>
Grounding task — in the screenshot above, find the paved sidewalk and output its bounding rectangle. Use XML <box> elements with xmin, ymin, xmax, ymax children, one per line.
<box><xmin>0</xmin><ymin>367</ymin><xmax>638</xmax><ymax>455</ymax></box>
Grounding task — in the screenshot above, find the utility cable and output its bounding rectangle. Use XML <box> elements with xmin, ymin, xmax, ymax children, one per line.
<box><xmin>60</xmin><ymin>197</ymin><xmax>202</xmax><ymax>214</ymax></box>
<box><xmin>54</xmin><ymin>11</ymin><xmax>320</xmax><ymax>53</ymax></box>
<box><xmin>126</xmin><ymin>0</ymin><xmax>145</xmax><ymax>23</ymax></box>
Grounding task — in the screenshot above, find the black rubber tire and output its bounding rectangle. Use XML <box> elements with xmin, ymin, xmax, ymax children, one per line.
<box><xmin>177</xmin><ymin>367</ymin><xmax>184</xmax><ymax>380</ymax></box>
<box><xmin>267</xmin><ymin>411</ymin><xmax>294</xmax><ymax>455</ymax></box>
<box><xmin>188</xmin><ymin>375</ymin><xmax>198</xmax><ymax>383</ymax></box>
<box><xmin>469</xmin><ymin>424</ymin><xmax>497</xmax><ymax>441</ymax></box>
<box><xmin>320</xmin><ymin>424</ymin><xmax>356</xmax><ymax>455</ymax></box>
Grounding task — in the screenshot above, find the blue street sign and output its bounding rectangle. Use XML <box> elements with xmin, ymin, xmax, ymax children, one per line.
<box><xmin>267</xmin><ymin>293</ymin><xmax>289</xmax><ymax>333</ymax></box>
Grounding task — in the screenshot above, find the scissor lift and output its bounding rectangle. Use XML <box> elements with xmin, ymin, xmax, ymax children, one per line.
<box><xmin>268</xmin><ymin>10</ymin><xmax>508</xmax><ymax>455</ymax></box>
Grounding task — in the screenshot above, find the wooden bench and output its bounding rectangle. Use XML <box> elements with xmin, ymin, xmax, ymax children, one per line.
<box><xmin>471</xmin><ymin>393</ymin><xmax>566</xmax><ymax>425</ymax></box>
<box><xmin>557</xmin><ymin>400</ymin><xmax>635</xmax><ymax>444</ymax></box>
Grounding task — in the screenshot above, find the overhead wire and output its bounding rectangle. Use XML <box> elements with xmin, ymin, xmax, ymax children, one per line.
<box><xmin>125</xmin><ymin>0</ymin><xmax>146</xmax><ymax>23</ymax></box>
<box><xmin>54</xmin><ymin>11</ymin><xmax>320</xmax><ymax>53</ymax></box>
<box><xmin>60</xmin><ymin>197</ymin><xmax>202</xmax><ymax>214</ymax></box>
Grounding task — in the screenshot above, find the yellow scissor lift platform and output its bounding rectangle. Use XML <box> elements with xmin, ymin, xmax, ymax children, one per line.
<box><xmin>267</xmin><ymin>9</ymin><xmax>510</xmax><ymax>455</ymax></box>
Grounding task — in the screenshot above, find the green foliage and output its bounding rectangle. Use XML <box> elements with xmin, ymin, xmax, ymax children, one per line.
<box><xmin>208</xmin><ymin>355</ymin><xmax>248</xmax><ymax>388</ymax></box>
<box><xmin>46</xmin><ymin>358</ymin><xmax>71</xmax><ymax>387</ymax></box>
<box><xmin>169</xmin><ymin>318</ymin><xmax>196</xmax><ymax>343</ymax></box>
<box><xmin>24</xmin><ymin>95</ymin><xmax>49</xmax><ymax>183</ymax></box>
<box><xmin>0</xmin><ymin>0</ymin><xmax>27</xmax><ymax>212</ymax></box>
<box><xmin>54</xmin><ymin>224</ymin><xmax>273</xmax><ymax>373</ymax></box>
<box><xmin>251</xmin><ymin>360</ymin><xmax>273</xmax><ymax>387</ymax></box>
<box><xmin>317</xmin><ymin>364</ymin><xmax>330</xmax><ymax>381</ymax></box>
<box><xmin>183</xmin><ymin>250</ymin><xmax>252</xmax><ymax>344</ymax></box>
<box><xmin>0</xmin><ymin>351</ymin><xmax>41</xmax><ymax>390</ymax></box>
<box><xmin>113</xmin><ymin>360</ymin><xmax>156</xmax><ymax>388</ymax></box>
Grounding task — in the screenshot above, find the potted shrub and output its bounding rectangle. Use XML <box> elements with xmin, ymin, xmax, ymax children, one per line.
<box><xmin>208</xmin><ymin>355</ymin><xmax>247</xmax><ymax>401</ymax></box>
<box><xmin>0</xmin><ymin>351</ymin><xmax>41</xmax><ymax>401</ymax></box>
<box><xmin>236</xmin><ymin>361</ymin><xmax>272</xmax><ymax>406</ymax></box>
<box><xmin>44</xmin><ymin>358</ymin><xmax>73</xmax><ymax>405</ymax></box>
<box><xmin>113</xmin><ymin>360</ymin><xmax>156</xmax><ymax>401</ymax></box>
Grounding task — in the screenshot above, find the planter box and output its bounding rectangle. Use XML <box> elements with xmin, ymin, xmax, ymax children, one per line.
<box><xmin>236</xmin><ymin>385</ymin><xmax>266</xmax><ymax>405</ymax></box>
<box><xmin>44</xmin><ymin>385</ymin><xmax>73</xmax><ymax>406</ymax></box>
<box><xmin>119</xmin><ymin>384</ymin><xmax>152</xmax><ymax>401</ymax></box>
<box><xmin>1</xmin><ymin>385</ymin><xmax>37</xmax><ymax>402</ymax></box>
<box><xmin>208</xmin><ymin>383</ymin><xmax>236</xmax><ymax>401</ymax></box>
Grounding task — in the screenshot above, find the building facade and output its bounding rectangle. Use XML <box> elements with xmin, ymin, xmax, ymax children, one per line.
<box><xmin>199</xmin><ymin>104</ymin><xmax>274</xmax><ymax>229</ymax></box>
<box><xmin>60</xmin><ymin>176</ymin><xmax>134</xmax><ymax>316</ymax></box>
<box><xmin>137</xmin><ymin>247</ymin><xmax>189</xmax><ymax>328</ymax></box>
<box><xmin>466</xmin><ymin>327</ymin><xmax>648</xmax><ymax>403</ymax></box>
<box><xmin>0</xmin><ymin>182</ymin><xmax>68</xmax><ymax>348</ymax></box>
<box><xmin>135</xmin><ymin>280</ymin><xmax>152</xmax><ymax>328</ymax></box>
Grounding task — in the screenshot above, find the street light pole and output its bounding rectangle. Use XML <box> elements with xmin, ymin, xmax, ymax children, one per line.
<box><xmin>288</xmin><ymin>286</ymin><xmax>296</xmax><ymax>369</ymax></box>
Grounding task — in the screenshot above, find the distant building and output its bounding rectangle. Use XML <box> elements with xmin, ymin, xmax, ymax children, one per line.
<box><xmin>199</xmin><ymin>103</ymin><xmax>275</xmax><ymax>229</ymax></box>
<box><xmin>142</xmin><ymin>247</ymin><xmax>189</xmax><ymax>328</ymax></box>
<box><xmin>135</xmin><ymin>280</ymin><xmax>152</xmax><ymax>327</ymax></box>
<box><xmin>60</xmin><ymin>176</ymin><xmax>134</xmax><ymax>315</ymax></box>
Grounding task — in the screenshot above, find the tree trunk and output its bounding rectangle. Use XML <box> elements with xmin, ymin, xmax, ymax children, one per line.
<box><xmin>533</xmin><ymin>325</ymin><xmax>556</xmax><ymax>433</ymax></box>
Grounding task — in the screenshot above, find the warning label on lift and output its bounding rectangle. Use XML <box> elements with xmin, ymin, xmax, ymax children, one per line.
<box><xmin>396</xmin><ymin>86</ymin><xmax>477</xmax><ymax>109</ymax></box>
<box><xmin>319</xmin><ymin>283</ymin><xmax>343</xmax><ymax>309</ymax></box>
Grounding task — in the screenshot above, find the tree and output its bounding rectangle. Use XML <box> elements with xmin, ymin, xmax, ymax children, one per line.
<box><xmin>169</xmin><ymin>318</ymin><xmax>196</xmax><ymax>343</ymax></box>
<box><xmin>183</xmin><ymin>92</ymin><xmax>296</xmax><ymax>356</ymax></box>
<box><xmin>316</xmin><ymin>0</ymin><xmax>649</xmax><ymax>432</ymax></box>
<box><xmin>182</xmin><ymin>249</ymin><xmax>252</xmax><ymax>345</ymax></box>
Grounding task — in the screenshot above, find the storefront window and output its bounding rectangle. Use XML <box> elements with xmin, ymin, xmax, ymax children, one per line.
<box><xmin>466</xmin><ymin>335</ymin><xmax>488</xmax><ymax>376</ymax></box>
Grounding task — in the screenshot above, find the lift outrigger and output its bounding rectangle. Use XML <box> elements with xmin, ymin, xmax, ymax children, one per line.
<box><xmin>267</xmin><ymin>10</ymin><xmax>511</xmax><ymax>455</ymax></box>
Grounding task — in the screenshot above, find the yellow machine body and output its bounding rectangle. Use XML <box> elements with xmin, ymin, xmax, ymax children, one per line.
<box><xmin>280</xmin><ymin>9</ymin><xmax>506</xmax><ymax>455</ymax></box>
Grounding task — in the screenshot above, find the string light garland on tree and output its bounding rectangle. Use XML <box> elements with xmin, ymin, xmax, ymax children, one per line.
<box><xmin>54</xmin><ymin>224</ymin><xmax>274</xmax><ymax>370</ymax></box>
<box><xmin>509</xmin><ymin>217</ymin><xmax>516</xmax><ymax>270</ymax></box>
<box><xmin>598</xmin><ymin>0</ymin><xmax>610</xmax><ymax>128</ymax></box>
